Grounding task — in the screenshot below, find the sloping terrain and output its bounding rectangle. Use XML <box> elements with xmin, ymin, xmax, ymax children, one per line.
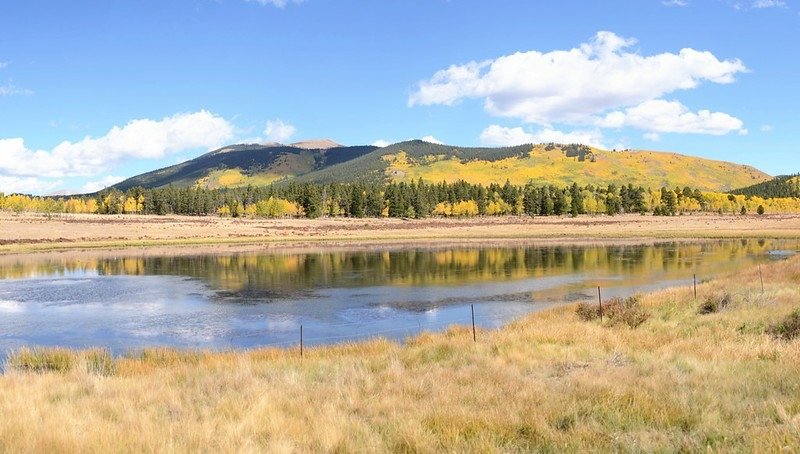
<box><xmin>113</xmin><ymin>142</ymin><xmax>378</xmax><ymax>190</ymax></box>
<box><xmin>113</xmin><ymin>140</ymin><xmax>771</xmax><ymax>192</ymax></box>
<box><xmin>731</xmin><ymin>175</ymin><xmax>800</xmax><ymax>198</ymax></box>
<box><xmin>295</xmin><ymin>141</ymin><xmax>771</xmax><ymax>191</ymax></box>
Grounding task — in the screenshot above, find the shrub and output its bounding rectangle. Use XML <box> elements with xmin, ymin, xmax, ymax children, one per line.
<box><xmin>698</xmin><ymin>292</ymin><xmax>731</xmax><ymax>314</ymax></box>
<box><xmin>575</xmin><ymin>295</ymin><xmax>650</xmax><ymax>328</ymax></box>
<box><xmin>575</xmin><ymin>302</ymin><xmax>601</xmax><ymax>321</ymax></box>
<box><xmin>757</xmin><ymin>205</ymin><xmax>765</xmax><ymax>215</ymax></box>
<box><xmin>766</xmin><ymin>309</ymin><xmax>800</xmax><ymax>341</ymax></box>
<box><xmin>604</xmin><ymin>295</ymin><xmax>650</xmax><ymax>329</ymax></box>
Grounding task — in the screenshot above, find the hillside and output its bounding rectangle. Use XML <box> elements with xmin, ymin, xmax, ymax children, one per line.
<box><xmin>112</xmin><ymin>142</ymin><xmax>378</xmax><ymax>191</ymax></box>
<box><xmin>294</xmin><ymin>141</ymin><xmax>771</xmax><ymax>192</ymax></box>
<box><xmin>731</xmin><ymin>174</ymin><xmax>800</xmax><ymax>198</ymax></box>
<box><xmin>113</xmin><ymin>140</ymin><xmax>771</xmax><ymax>192</ymax></box>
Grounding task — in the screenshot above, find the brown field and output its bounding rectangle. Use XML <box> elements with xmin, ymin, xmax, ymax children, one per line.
<box><xmin>1</xmin><ymin>212</ymin><xmax>800</xmax><ymax>254</ymax></box>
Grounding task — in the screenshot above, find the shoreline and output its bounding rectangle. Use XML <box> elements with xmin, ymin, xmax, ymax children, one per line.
<box><xmin>1</xmin><ymin>256</ymin><xmax>799</xmax><ymax>450</ymax></box>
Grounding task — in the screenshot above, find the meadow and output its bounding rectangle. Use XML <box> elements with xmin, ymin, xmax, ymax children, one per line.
<box><xmin>1</xmin><ymin>250</ymin><xmax>799</xmax><ymax>451</ymax></box>
<box><xmin>3</xmin><ymin>212</ymin><xmax>800</xmax><ymax>254</ymax></box>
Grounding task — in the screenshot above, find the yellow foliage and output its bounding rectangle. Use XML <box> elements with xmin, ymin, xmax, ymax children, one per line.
<box><xmin>384</xmin><ymin>145</ymin><xmax>770</xmax><ymax>192</ymax></box>
<box><xmin>254</xmin><ymin>197</ymin><xmax>302</xmax><ymax>218</ymax></box>
<box><xmin>123</xmin><ymin>197</ymin><xmax>140</xmax><ymax>214</ymax></box>
<box><xmin>433</xmin><ymin>200</ymin><xmax>479</xmax><ymax>217</ymax></box>
<box><xmin>217</xmin><ymin>205</ymin><xmax>231</xmax><ymax>217</ymax></box>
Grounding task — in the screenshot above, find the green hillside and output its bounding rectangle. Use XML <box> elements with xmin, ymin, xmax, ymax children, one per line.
<box><xmin>294</xmin><ymin>141</ymin><xmax>771</xmax><ymax>192</ymax></box>
<box><xmin>731</xmin><ymin>175</ymin><xmax>800</xmax><ymax>198</ymax></box>
<box><xmin>113</xmin><ymin>143</ymin><xmax>378</xmax><ymax>191</ymax></box>
<box><xmin>113</xmin><ymin>140</ymin><xmax>771</xmax><ymax>193</ymax></box>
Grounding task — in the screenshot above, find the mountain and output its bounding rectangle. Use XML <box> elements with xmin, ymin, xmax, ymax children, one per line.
<box><xmin>113</xmin><ymin>140</ymin><xmax>771</xmax><ymax>192</ymax></box>
<box><xmin>731</xmin><ymin>174</ymin><xmax>800</xmax><ymax>198</ymax></box>
<box><xmin>293</xmin><ymin>141</ymin><xmax>771</xmax><ymax>192</ymax></box>
<box><xmin>112</xmin><ymin>140</ymin><xmax>377</xmax><ymax>191</ymax></box>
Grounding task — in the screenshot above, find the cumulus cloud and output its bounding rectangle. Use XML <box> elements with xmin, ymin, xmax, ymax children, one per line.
<box><xmin>752</xmin><ymin>0</ymin><xmax>786</xmax><ymax>8</ymax></box>
<box><xmin>760</xmin><ymin>124</ymin><xmax>773</xmax><ymax>132</ymax></box>
<box><xmin>371</xmin><ymin>139</ymin><xmax>391</xmax><ymax>148</ymax></box>
<box><xmin>263</xmin><ymin>119</ymin><xmax>296</xmax><ymax>143</ymax></box>
<box><xmin>409</xmin><ymin>31</ymin><xmax>747</xmax><ymax>135</ymax></box>
<box><xmin>246</xmin><ymin>0</ymin><xmax>303</xmax><ymax>7</ymax></box>
<box><xmin>0</xmin><ymin>82</ymin><xmax>33</xmax><ymax>96</ymax></box>
<box><xmin>0</xmin><ymin>110</ymin><xmax>234</xmax><ymax>178</ymax></box>
<box><xmin>80</xmin><ymin>175</ymin><xmax>126</xmax><ymax>194</ymax></box>
<box><xmin>662</xmin><ymin>0</ymin><xmax>688</xmax><ymax>5</ymax></box>
<box><xmin>479</xmin><ymin>125</ymin><xmax>606</xmax><ymax>149</ymax></box>
<box><xmin>421</xmin><ymin>135</ymin><xmax>444</xmax><ymax>144</ymax></box>
<box><xmin>0</xmin><ymin>176</ymin><xmax>63</xmax><ymax>195</ymax></box>
<box><xmin>597</xmin><ymin>99</ymin><xmax>745</xmax><ymax>135</ymax></box>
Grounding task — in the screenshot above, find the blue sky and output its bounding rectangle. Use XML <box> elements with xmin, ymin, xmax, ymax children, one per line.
<box><xmin>0</xmin><ymin>0</ymin><xmax>798</xmax><ymax>194</ymax></box>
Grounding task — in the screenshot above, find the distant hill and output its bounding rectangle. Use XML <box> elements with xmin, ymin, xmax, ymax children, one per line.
<box><xmin>294</xmin><ymin>141</ymin><xmax>770</xmax><ymax>192</ymax></box>
<box><xmin>731</xmin><ymin>174</ymin><xmax>800</xmax><ymax>198</ymax></box>
<box><xmin>113</xmin><ymin>140</ymin><xmax>771</xmax><ymax>192</ymax></box>
<box><xmin>113</xmin><ymin>141</ymin><xmax>378</xmax><ymax>191</ymax></box>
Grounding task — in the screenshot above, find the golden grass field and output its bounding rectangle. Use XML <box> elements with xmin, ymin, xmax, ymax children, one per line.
<box><xmin>2</xmin><ymin>212</ymin><xmax>800</xmax><ymax>254</ymax></box>
<box><xmin>1</xmin><ymin>248</ymin><xmax>799</xmax><ymax>451</ymax></box>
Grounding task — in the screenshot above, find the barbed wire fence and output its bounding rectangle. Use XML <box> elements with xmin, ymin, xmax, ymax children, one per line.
<box><xmin>261</xmin><ymin>264</ymin><xmax>782</xmax><ymax>359</ymax></box>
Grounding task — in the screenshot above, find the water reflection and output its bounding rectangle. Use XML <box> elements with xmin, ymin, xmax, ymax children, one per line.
<box><xmin>0</xmin><ymin>239</ymin><xmax>796</xmax><ymax>354</ymax></box>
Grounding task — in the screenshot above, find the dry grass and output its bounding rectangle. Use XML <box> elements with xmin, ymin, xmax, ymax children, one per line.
<box><xmin>2</xmin><ymin>257</ymin><xmax>800</xmax><ymax>451</ymax></box>
<box><xmin>3</xmin><ymin>212</ymin><xmax>800</xmax><ymax>254</ymax></box>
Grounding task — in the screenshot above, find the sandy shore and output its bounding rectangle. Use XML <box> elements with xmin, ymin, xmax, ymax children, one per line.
<box><xmin>1</xmin><ymin>212</ymin><xmax>799</xmax><ymax>254</ymax></box>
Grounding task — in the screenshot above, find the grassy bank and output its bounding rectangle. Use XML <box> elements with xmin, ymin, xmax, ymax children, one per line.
<box><xmin>2</xmin><ymin>257</ymin><xmax>800</xmax><ymax>451</ymax></box>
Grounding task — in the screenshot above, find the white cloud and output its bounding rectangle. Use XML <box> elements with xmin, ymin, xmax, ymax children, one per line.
<box><xmin>0</xmin><ymin>110</ymin><xmax>234</xmax><ymax>178</ymax></box>
<box><xmin>663</xmin><ymin>0</ymin><xmax>688</xmax><ymax>5</ymax></box>
<box><xmin>371</xmin><ymin>139</ymin><xmax>391</xmax><ymax>147</ymax></box>
<box><xmin>421</xmin><ymin>135</ymin><xmax>443</xmax><ymax>144</ymax></box>
<box><xmin>760</xmin><ymin>124</ymin><xmax>773</xmax><ymax>132</ymax></box>
<box><xmin>597</xmin><ymin>99</ymin><xmax>744</xmax><ymax>135</ymax></box>
<box><xmin>246</xmin><ymin>0</ymin><xmax>303</xmax><ymax>7</ymax></box>
<box><xmin>643</xmin><ymin>132</ymin><xmax>661</xmax><ymax>141</ymax></box>
<box><xmin>409</xmin><ymin>31</ymin><xmax>746</xmax><ymax>129</ymax></box>
<box><xmin>263</xmin><ymin>119</ymin><xmax>296</xmax><ymax>143</ymax></box>
<box><xmin>80</xmin><ymin>175</ymin><xmax>125</xmax><ymax>194</ymax></box>
<box><xmin>752</xmin><ymin>0</ymin><xmax>786</xmax><ymax>8</ymax></box>
<box><xmin>0</xmin><ymin>61</ymin><xmax>8</xmax><ymax>69</ymax></box>
<box><xmin>0</xmin><ymin>176</ymin><xmax>63</xmax><ymax>195</ymax></box>
<box><xmin>0</xmin><ymin>82</ymin><xmax>33</xmax><ymax>96</ymax></box>
<box><xmin>479</xmin><ymin>125</ymin><xmax>606</xmax><ymax>149</ymax></box>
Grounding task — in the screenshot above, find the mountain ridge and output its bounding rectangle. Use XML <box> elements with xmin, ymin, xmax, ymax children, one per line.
<box><xmin>111</xmin><ymin>139</ymin><xmax>772</xmax><ymax>193</ymax></box>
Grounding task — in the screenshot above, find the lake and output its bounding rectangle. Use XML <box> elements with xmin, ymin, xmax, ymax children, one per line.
<box><xmin>0</xmin><ymin>239</ymin><xmax>796</xmax><ymax>355</ymax></box>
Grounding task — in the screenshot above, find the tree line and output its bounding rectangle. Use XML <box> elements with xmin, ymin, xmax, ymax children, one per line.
<box><xmin>3</xmin><ymin>179</ymin><xmax>799</xmax><ymax>218</ymax></box>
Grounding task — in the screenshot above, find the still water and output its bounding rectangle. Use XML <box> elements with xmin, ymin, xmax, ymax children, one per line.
<box><xmin>0</xmin><ymin>240</ymin><xmax>796</xmax><ymax>354</ymax></box>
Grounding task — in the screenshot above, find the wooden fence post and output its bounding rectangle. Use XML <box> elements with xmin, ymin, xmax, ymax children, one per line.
<box><xmin>471</xmin><ymin>304</ymin><xmax>476</xmax><ymax>343</ymax></box>
<box><xmin>597</xmin><ymin>286</ymin><xmax>603</xmax><ymax>323</ymax></box>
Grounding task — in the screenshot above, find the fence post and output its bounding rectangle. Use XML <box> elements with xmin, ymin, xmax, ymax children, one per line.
<box><xmin>300</xmin><ymin>325</ymin><xmax>304</xmax><ymax>360</ymax></box>
<box><xmin>759</xmin><ymin>264</ymin><xmax>764</xmax><ymax>294</ymax></box>
<box><xmin>471</xmin><ymin>304</ymin><xmax>476</xmax><ymax>343</ymax></box>
<box><xmin>693</xmin><ymin>273</ymin><xmax>697</xmax><ymax>299</ymax></box>
<box><xmin>597</xmin><ymin>286</ymin><xmax>603</xmax><ymax>324</ymax></box>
